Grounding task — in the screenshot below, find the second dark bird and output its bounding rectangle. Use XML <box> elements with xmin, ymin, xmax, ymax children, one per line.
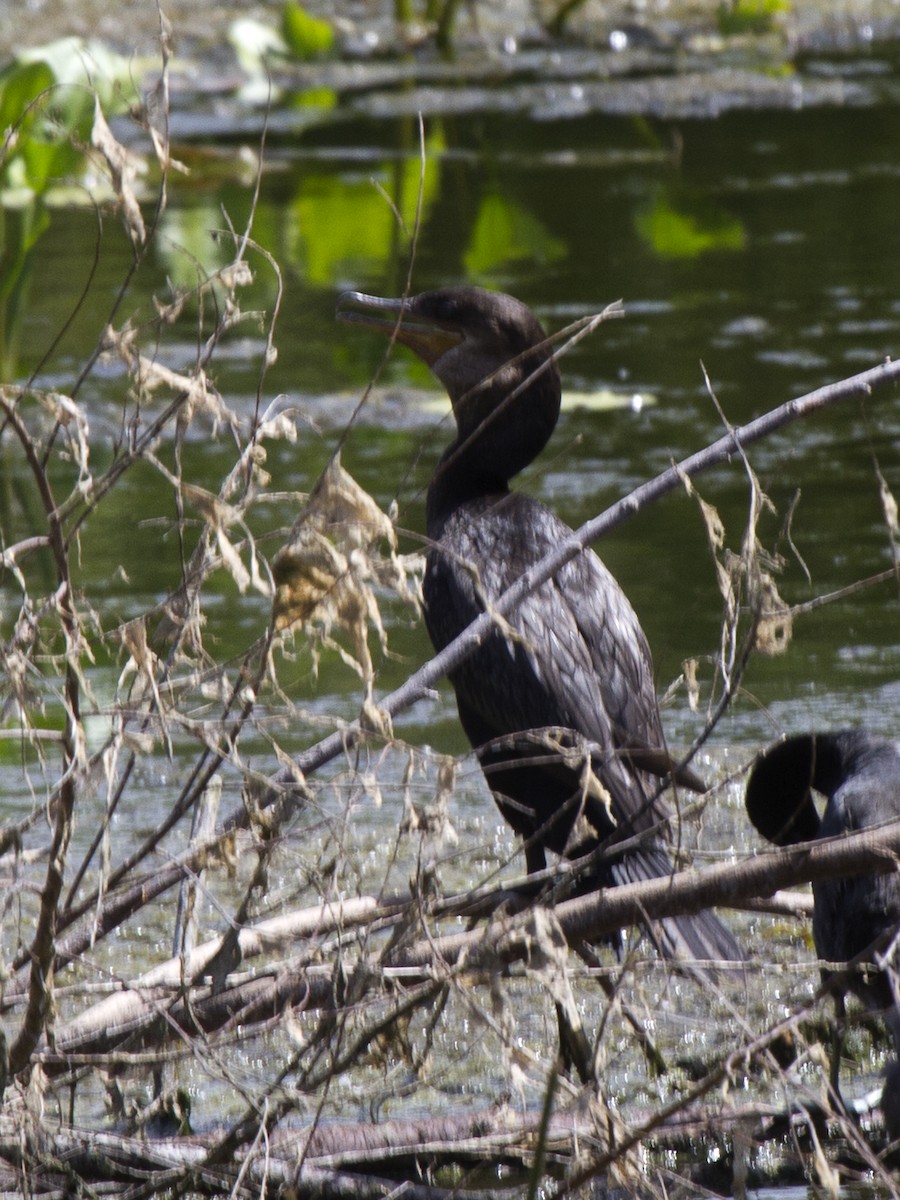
<box><xmin>746</xmin><ymin>730</ymin><xmax>900</xmax><ymax>1136</ymax></box>
<box><xmin>337</xmin><ymin>285</ymin><xmax>742</xmax><ymax>969</ymax></box>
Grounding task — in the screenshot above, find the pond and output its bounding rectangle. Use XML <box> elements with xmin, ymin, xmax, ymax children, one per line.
<box><xmin>1</xmin><ymin>6</ymin><xmax>899</xmax><ymax>1195</ymax></box>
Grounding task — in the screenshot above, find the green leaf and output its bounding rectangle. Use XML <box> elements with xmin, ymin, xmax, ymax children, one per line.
<box><xmin>0</xmin><ymin>38</ymin><xmax>137</xmax><ymax>199</ymax></box>
<box><xmin>0</xmin><ymin>39</ymin><xmax>138</xmax><ymax>376</ymax></box>
<box><xmin>718</xmin><ymin>0</ymin><xmax>790</xmax><ymax>36</ymax></box>
<box><xmin>0</xmin><ymin>59</ymin><xmax>54</xmax><ymax>139</ymax></box>
<box><xmin>0</xmin><ymin>60</ymin><xmax>80</xmax><ymax>197</ymax></box>
<box><xmin>281</xmin><ymin>2</ymin><xmax>335</xmax><ymax>59</ymax></box>
<box><xmin>16</xmin><ymin>37</ymin><xmax>135</xmax><ymax>122</ymax></box>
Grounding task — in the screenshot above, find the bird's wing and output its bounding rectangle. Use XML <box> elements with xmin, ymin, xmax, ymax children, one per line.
<box><xmin>425</xmin><ymin>498</ymin><xmax>609</xmax><ymax>739</ymax></box>
<box><xmin>553</xmin><ymin>547</ymin><xmax>666</xmax><ymax>753</ymax></box>
<box><xmin>426</xmin><ymin>496</ymin><xmax>666</xmax><ymax>786</ymax></box>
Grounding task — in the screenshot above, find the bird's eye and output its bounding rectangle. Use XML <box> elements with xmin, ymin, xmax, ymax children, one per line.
<box><xmin>435</xmin><ymin>297</ymin><xmax>461</xmax><ymax>322</ymax></box>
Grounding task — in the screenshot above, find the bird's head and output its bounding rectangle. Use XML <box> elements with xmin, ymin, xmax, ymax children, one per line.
<box><xmin>336</xmin><ymin>287</ymin><xmax>561</xmax><ymax>457</ymax></box>
<box><xmin>745</xmin><ymin>734</ymin><xmax>826</xmax><ymax>847</ymax></box>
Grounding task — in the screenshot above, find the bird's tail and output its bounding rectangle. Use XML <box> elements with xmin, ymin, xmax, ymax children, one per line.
<box><xmin>609</xmin><ymin>847</ymin><xmax>744</xmax><ymax>976</ymax></box>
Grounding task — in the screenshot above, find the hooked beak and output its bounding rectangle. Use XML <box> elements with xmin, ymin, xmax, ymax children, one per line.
<box><xmin>336</xmin><ymin>291</ymin><xmax>464</xmax><ymax>366</ymax></box>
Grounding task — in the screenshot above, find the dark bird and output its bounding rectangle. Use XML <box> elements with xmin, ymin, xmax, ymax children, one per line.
<box><xmin>745</xmin><ymin>730</ymin><xmax>900</xmax><ymax>1136</ymax></box>
<box><xmin>337</xmin><ymin>285</ymin><xmax>741</xmax><ymax>970</ymax></box>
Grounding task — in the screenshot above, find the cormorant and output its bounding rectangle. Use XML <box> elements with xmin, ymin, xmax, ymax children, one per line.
<box><xmin>337</xmin><ymin>285</ymin><xmax>742</xmax><ymax>969</ymax></box>
<box><xmin>745</xmin><ymin>730</ymin><xmax>900</xmax><ymax>1135</ymax></box>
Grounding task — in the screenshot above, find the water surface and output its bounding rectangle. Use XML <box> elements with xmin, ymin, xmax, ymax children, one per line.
<box><xmin>2</xmin><ymin>25</ymin><xmax>899</xmax><ymax>1189</ymax></box>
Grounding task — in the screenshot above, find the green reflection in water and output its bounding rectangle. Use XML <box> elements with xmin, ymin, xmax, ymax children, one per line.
<box><xmin>634</xmin><ymin>185</ymin><xmax>747</xmax><ymax>258</ymax></box>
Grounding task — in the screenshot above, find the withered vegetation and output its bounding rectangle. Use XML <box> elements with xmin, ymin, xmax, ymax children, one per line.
<box><xmin>2</xmin><ymin>43</ymin><xmax>900</xmax><ymax>1200</ymax></box>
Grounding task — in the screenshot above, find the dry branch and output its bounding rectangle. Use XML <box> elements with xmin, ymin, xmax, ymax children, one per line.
<box><xmin>376</xmin><ymin>817</ymin><xmax>900</xmax><ymax>971</ymax></box>
<box><xmin>0</xmin><ymin>1105</ymin><xmax>599</xmax><ymax>1199</ymax></box>
<box><xmin>33</xmin><ymin>815</ymin><xmax>899</xmax><ymax>1067</ymax></box>
<box><xmin>0</xmin><ymin>1071</ymin><xmax>880</xmax><ymax>1198</ymax></box>
<box><xmin>0</xmin><ymin>393</ymin><xmax>82</xmax><ymax>1075</ymax></box>
<box><xmin>8</xmin><ymin>354</ymin><xmax>896</xmax><ymax>1006</ymax></box>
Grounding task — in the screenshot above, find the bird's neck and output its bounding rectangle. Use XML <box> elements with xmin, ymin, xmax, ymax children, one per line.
<box><xmin>426</xmin><ymin>372</ymin><xmax>560</xmax><ymax>536</ymax></box>
<box><xmin>426</xmin><ymin>444</ymin><xmax>510</xmax><ymax>534</ymax></box>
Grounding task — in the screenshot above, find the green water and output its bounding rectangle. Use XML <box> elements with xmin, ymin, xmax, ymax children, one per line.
<box><xmin>1</xmin><ymin>31</ymin><xmax>899</xmax><ymax>1187</ymax></box>
<box><xmin>10</xmin><ymin>100</ymin><xmax>898</xmax><ymax>744</ymax></box>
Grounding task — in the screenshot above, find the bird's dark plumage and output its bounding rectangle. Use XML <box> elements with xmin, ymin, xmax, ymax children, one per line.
<box><xmin>337</xmin><ymin>285</ymin><xmax>742</xmax><ymax>970</ymax></box>
<box><xmin>746</xmin><ymin>730</ymin><xmax>900</xmax><ymax>1133</ymax></box>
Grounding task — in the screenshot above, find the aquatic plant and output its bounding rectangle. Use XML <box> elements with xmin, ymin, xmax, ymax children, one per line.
<box><xmin>0</xmin><ymin>37</ymin><xmax>137</xmax><ymax>378</ymax></box>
